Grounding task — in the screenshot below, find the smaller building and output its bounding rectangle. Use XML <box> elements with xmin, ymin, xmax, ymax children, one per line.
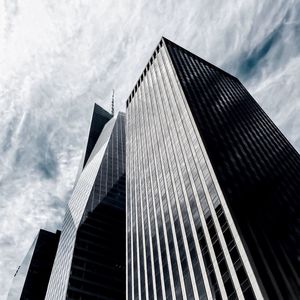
<box><xmin>8</xmin><ymin>229</ymin><xmax>60</xmax><ymax>300</ymax></box>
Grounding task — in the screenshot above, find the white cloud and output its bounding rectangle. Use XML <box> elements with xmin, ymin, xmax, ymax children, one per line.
<box><xmin>0</xmin><ymin>0</ymin><xmax>300</xmax><ymax>298</ymax></box>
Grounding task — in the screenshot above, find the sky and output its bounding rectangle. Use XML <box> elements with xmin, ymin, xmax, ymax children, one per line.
<box><xmin>0</xmin><ymin>0</ymin><xmax>300</xmax><ymax>298</ymax></box>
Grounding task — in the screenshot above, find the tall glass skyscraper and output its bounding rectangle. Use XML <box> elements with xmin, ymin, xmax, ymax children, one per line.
<box><xmin>45</xmin><ymin>105</ymin><xmax>126</xmax><ymax>300</ymax></box>
<box><xmin>126</xmin><ymin>37</ymin><xmax>300</xmax><ymax>300</ymax></box>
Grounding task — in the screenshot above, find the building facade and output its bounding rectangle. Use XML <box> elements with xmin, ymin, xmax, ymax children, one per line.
<box><xmin>45</xmin><ymin>105</ymin><xmax>126</xmax><ymax>300</ymax></box>
<box><xmin>126</xmin><ymin>37</ymin><xmax>300</xmax><ymax>300</ymax></box>
<box><xmin>8</xmin><ymin>229</ymin><xmax>60</xmax><ymax>300</ymax></box>
<box><xmin>66</xmin><ymin>111</ymin><xmax>126</xmax><ymax>299</ymax></box>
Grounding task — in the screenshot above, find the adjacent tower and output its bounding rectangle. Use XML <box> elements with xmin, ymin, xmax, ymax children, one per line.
<box><xmin>126</xmin><ymin>37</ymin><xmax>300</xmax><ymax>299</ymax></box>
<box><xmin>45</xmin><ymin>105</ymin><xmax>126</xmax><ymax>300</ymax></box>
<box><xmin>8</xmin><ymin>229</ymin><xmax>60</xmax><ymax>300</ymax></box>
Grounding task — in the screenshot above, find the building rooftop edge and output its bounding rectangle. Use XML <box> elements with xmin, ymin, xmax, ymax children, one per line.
<box><xmin>125</xmin><ymin>36</ymin><xmax>239</xmax><ymax>108</ymax></box>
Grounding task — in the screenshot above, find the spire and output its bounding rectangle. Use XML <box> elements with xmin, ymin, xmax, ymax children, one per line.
<box><xmin>111</xmin><ymin>89</ymin><xmax>115</xmax><ymax>116</ymax></box>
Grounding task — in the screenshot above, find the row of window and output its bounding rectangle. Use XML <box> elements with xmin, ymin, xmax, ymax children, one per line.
<box><xmin>127</xmin><ymin>44</ymin><xmax>255</xmax><ymax>299</ymax></box>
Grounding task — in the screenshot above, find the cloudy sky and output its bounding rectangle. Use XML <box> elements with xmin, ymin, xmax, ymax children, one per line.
<box><xmin>0</xmin><ymin>0</ymin><xmax>300</xmax><ymax>297</ymax></box>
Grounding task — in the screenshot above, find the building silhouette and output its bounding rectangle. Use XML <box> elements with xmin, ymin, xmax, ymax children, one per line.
<box><xmin>126</xmin><ymin>37</ymin><xmax>300</xmax><ymax>300</ymax></box>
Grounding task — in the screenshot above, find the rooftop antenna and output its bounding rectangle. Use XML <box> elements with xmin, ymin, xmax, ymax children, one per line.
<box><xmin>111</xmin><ymin>89</ymin><xmax>115</xmax><ymax>116</ymax></box>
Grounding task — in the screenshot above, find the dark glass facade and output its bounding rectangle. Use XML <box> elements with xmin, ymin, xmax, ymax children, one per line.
<box><xmin>126</xmin><ymin>37</ymin><xmax>300</xmax><ymax>300</ymax></box>
<box><xmin>164</xmin><ymin>38</ymin><xmax>300</xmax><ymax>300</ymax></box>
<box><xmin>8</xmin><ymin>229</ymin><xmax>60</xmax><ymax>300</ymax></box>
<box><xmin>66</xmin><ymin>181</ymin><xmax>125</xmax><ymax>299</ymax></box>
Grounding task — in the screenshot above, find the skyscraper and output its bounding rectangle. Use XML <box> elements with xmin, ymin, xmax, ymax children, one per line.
<box><xmin>45</xmin><ymin>105</ymin><xmax>126</xmax><ymax>299</ymax></box>
<box><xmin>8</xmin><ymin>229</ymin><xmax>60</xmax><ymax>300</ymax></box>
<box><xmin>126</xmin><ymin>37</ymin><xmax>300</xmax><ymax>300</ymax></box>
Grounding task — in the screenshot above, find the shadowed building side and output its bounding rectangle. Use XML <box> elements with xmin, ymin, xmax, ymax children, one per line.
<box><xmin>66</xmin><ymin>176</ymin><xmax>126</xmax><ymax>299</ymax></box>
<box><xmin>164</xmin><ymin>37</ymin><xmax>300</xmax><ymax>300</ymax></box>
<box><xmin>8</xmin><ymin>229</ymin><xmax>60</xmax><ymax>300</ymax></box>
